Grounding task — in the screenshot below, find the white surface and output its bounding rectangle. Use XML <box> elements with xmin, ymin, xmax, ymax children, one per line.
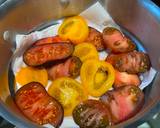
<box><xmin>11</xmin><ymin>2</ymin><xmax>157</xmax><ymax>128</ymax></box>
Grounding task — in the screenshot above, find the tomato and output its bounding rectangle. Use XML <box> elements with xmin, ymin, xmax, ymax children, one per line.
<box><xmin>100</xmin><ymin>85</ymin><xmax>144</xmax><ymax>124</ymax></box>
<box><xmin>48</xmin><ymin>77</ymin><xmax>88</xmax><ymax>116</ymax></box>
<box><xmin>85</xmin><ymin>27</ymin><xmax>105</xmax><ymax>51</ymax></box>
<box><xmin>73</xmin><ymin>43</ymin><xmax>99</xmax><ymax>62</ymax></box>
<box><xmin>102</xmin><ymin>27</ymin><xmax>136</xmax><ymax>53</ymax></box>
<box><xmin>15</xmin><ymin>82</ymin><xmax>63</xmax><ymax>127</ymax></box>
<box><xmin>15</xmin><ymin>66</ymin><xmax>48</xmax><ymax>86</ymax></box>
<box><xmin>34</xmin><ymin>35</ymin><xmax>67</xmax><ymax>46</ymax></box>
<box><xmin>106</xmin><ymin>52</ymin><xmax>151</xmax><ymax>74</ymax></box>
<box><xmin>47</xmin><ymin>56</ymin><xmax>82</xmax><ymax>80</ymax></box>
<box><xmin>23</xmin><ymin>43</ymin><xmax>74</xmax><ymax>66</ymax></box>
<box><xmin>114</xmin><ymin>70</ymin><xmax>141</xmax><ymax>88</ymax></box>
<box><xmin>73</xmin><ymin>99</ymin><xmax>111</xmax><ymax>128</ymax></box>
<box><xmin>80</xmin><ymin>59</ymin><xmax>115</xmax><ymax>97</ymax></box>
<box><xmin>58</xmin><ymin>16</ymin><xmax>89</xmax><ymax>44</ymax></box>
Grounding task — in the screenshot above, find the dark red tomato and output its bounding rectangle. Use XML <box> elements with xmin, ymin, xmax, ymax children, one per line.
<box><xmin>106</xmin><ymin>51</ymin><xmax>151</xmax><ymax>74</ymax></box>
<box><xmin>15</xmin><ymin>82</ymin><xmax>63</xmax><ymax>127</ymax></box>
<box><xmin>100</xmin><ymin>85</ymin><xmax>144</xmax><ymax>124</ymax></box>
<box><xmin>73</xmin><ymin>99</ymin><xmax>111</xmax><ymax>128</ymax></box>
<box><xmin>23</xmin><ymin>43</ymin><xmax>74</xmax><ymax>66</ymax></box>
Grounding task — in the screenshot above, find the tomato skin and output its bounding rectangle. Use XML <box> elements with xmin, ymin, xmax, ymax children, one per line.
<box><xmin>48</xmin><ymin>77</ymin><xmax>88</xmax><ymax>116</ymax></box>
<box><xmin>73</xmin><ymin>99</ymin><xmax>111</xmax><ymax>128</ymax></box>
<box><xmin>15</xmin><ymin>82</ymin><xmax>64</xmax><ymax>127</ymax></box>
<box><xmin>34</xmin><ymin>36</ymin><xmax>67</xmax><ymax>46</ymax></box>
<box><xmin>68</xmin><ymin>56</ymin><xmax>82</xmax><ymax>77</ymax></box>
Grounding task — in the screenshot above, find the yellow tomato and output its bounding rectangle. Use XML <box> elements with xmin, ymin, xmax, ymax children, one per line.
<box><xmin>15</xmin><ymin>66</ymin><xmax>48</xmax><ymax>86</ymax></box>
<box><xmin>58</xmin><ymin>16</ymin><xmax>89</xmax><ymax>44</ymax></box>
<box><xmin>80</xmin><ymin>59</ymin><xmax>115</xmax><ymax>97</ymax></box>
<box><xmin>48</xmin><ymin>77</ymin><xmax>88</xmax><ymax>116</ymax></box>
<box><xmin>73</xmin><ymin>43</ymin><xmax>99</xmax><ymax>62</ymax></box>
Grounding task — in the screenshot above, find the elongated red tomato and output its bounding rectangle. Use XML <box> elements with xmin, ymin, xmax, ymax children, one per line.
<box><xmin>106</xmin><ymin>52</ymin><xmax>151</xmax><ymax>74</ymax></box>
<box><xmin>15</xmin><ymin>82</ymin><xmax>63</xmax><ymax>127</ymax></box>
<box><xmin>23</xmin><ymin>43</ymin><xmax>74</xmax><ymax>66</ymax></box>
<box><xmin>34</xmin><ymin>36</ymin><xmax>69</xmax><ymax>46</ymax></box>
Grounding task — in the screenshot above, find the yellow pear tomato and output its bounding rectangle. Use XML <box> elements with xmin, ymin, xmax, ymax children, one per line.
<box><xmin>73</xmin><ymin>43</ymin><xmax>99</xmax><ymax>62</ymax></box>
<box><xmin>80</xmin><ymin>59</ymin><xmax>115</xmax><ymax>97</ymax></box>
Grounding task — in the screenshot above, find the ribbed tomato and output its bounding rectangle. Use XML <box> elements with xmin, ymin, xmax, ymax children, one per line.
<box><xmin>73</xmin><ymin>100</ymin><xmax>111</xmax><ymax>128</ymax></box>
<box><xmin>100</xmin><ymin>85</ymin><xmax>144</xmax><ymax>124</ymax></box>
<box><xmin>15</xmin><ymin>82</ymin><xmax>63</xmax><ymax>127</ymax></box>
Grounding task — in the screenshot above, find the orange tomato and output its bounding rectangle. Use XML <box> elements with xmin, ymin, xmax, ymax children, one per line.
<box><xmin>15</xmin><ymin>66</ymin><xmax>48</xmax><ymax>87</ymax></box>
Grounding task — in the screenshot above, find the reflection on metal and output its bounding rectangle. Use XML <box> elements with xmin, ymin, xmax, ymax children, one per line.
<box><xmin>139</xmin><ymin>0</ymin><xmax>160</xmax><ymax>22</ymax></box>
<box><xmin>0</xmin><ymin>0</ymin><xmax>6</xmax><ymax>5</ymax></box>
<box><xmin>3</xmin><ymin>30</ymin><xmax>17</xmax><ymax>52</ymax></box>
<box><xmin>0</xmin><ymin>0</ymin><xmax>24</xmax><ymax>18</ymax></box>
<box><xmin>60</xmin><ymin>0</ymin><xmax>70</xmax><ymax>8</ymax></box>
<box><xmin>8</xmin><ymin>63</ymin><xmax>15</xmax><ymax>98</ymax></box>
<box><xmin>28</xmin><ymin>18</ymin><xmax>63</xmax><ymax>33</ymax></box>
<box><xmin>120</xmin><ymin>26</ymin><xmax>146</xmax><ymax>52</ymax></box>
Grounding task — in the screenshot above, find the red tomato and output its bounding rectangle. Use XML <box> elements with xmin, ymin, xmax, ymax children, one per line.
<box><xmin>15</xmin><ymin>82</ymin><xmax>63</xmax><ymax>127</ymax></box>
<box><xmin>34</xmin><ymin>35</ymin><xmax>69</xmax><ymax>46</ymax></box>
<box><xmin>73</xmin><ymin>99</ymin><xmax>111</xmax><ymax>128</ymax></box>
<box><xmin>100</xmin><ymin>85</ymin><xmax>144</xmax><ymax>124</ymax></box>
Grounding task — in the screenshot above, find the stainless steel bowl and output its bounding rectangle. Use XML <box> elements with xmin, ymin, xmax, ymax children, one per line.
<box><xmin>0</xmin><ymin>0</ymin><xmax>160</xmax><ymax>127</ymax></box>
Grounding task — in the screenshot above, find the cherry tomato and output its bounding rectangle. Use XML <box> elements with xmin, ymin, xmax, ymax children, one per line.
<box><xmin>80</xmin><ymin>59</ymin><xmax>115</xmax><ymax>97</ymax></box>
<box><xmin>58</xmin><ymin>16</ymin><xmax>89</xmax><ymax>44</ymax></box>
<box><xmin>73</xmin><ymin>43</ymin><xmax>99</xmax><ymax>62</ymax></box>
<box><xmin>48</xmin><ymin>77</ymin><xmax>88</xmax><ymax>116</ymax></box>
